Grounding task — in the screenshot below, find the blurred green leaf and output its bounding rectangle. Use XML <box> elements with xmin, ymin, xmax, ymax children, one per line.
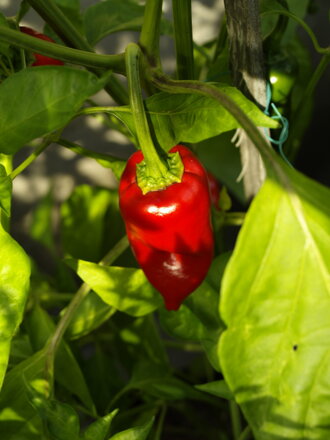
<box><xmin>111</xmin><ymin>84</ymin><xmax>278</xmax><ymax>152</ymax></box>
<box><xmin>67</xmin><ymin>260</ymin><xmax>162</xmax><ymax>317</ymax></box>
<box><xmin>109</xmin><ymin>417</ymin><xmax>154</xmax><ymax>440</ymax></box>
<box><xmin>60</xmin><ymin>186</ymin><xmax>125</xmax><ymax>262</ymax></box>
<box><xmin>0</xmin><ymin>164</ymin><xmax>12</xmax><ymax>216</ymax></box>
<box><xmin>0</xmin><ymin>67</ymin><xmax>107</xmax><ymax>154</ymax></box>
<box><xmin>0</xmin><ymin>350</ymin><xmax>46</xmax><ymax>439</ymax></box>
<box><xmin>0</xmin><ymin>224</ymin><xmax>30</xmax><ymax>390</ymax></box>
<box><xmin>82</xmin><ymin>410</ymin><xmax>118</xmax><ymax>440</ymax></box>
<box><xmin>25</xmin><ymin>305</ymin><xmax>95</xmax><ymax>413</ymax></box>
<box><xmin>30</xmin><ymin>190</ymin><xmax>54</xmax><ymax>251</ymax></box>
<box><xmin>219</xmin><ymin>168</ymin><xmax>330</xmax><ymax>438</ymax></box>
<box><xmin>66</xmin><ymin>291</ymin><xmax>115</xmax><ymax>340</ymax></box>
<box><xmin>28</xmin><ymin>390</ymin><xmax>80</xmax><ymax>440</ymax></box>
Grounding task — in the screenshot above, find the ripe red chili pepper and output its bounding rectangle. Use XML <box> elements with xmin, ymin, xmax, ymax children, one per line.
<box><xmin>20</xmin><ymin>26</ymin><xmax>64</xmax><ymax>66</ymax></box>
<box><xmin>207</xmin><ymin>171</ymin><xmax>221</xmax><ymax>210</ymax></box>
<box><xmin>119</xmin><ymin>144</ymin><xmax>214</xmax><ymax>311</ymax></box>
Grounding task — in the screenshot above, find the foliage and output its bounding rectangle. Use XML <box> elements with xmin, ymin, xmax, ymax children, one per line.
<box><xmin>0</xmin><ymin>0</ymin><xmax>328</xmax><ymax>439</ymax></box>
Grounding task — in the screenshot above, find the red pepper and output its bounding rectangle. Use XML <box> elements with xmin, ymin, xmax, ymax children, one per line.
<box><xmin>119</xmin><ymin>144</ymin><xmax>214</xmax><ymax>311</ymax></box>
<box><xmin>206</xmin><ymin>171</ymin><xmax>221</xmax><ymax>210</ymax></box>
<box><xmin>20</xmin><ymin>26</ymin><xmax>64</xmax><ymax>66</ymax></box>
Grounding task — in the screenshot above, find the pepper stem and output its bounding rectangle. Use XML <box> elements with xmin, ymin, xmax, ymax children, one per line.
<box><xmin>125</xmin><ymin>43</ymin><xmax>183</xmax><ymax>194</ymax></box>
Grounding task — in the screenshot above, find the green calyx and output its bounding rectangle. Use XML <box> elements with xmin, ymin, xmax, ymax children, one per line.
<box><xmin>136</xmin><ymin>150</ymin><xmax>184</xmax><ymax>194</ymax></box>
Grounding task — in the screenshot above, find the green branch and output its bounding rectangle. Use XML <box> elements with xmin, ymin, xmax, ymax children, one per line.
<box><xmin>10</xmin><ymin>138</ymin><xmax>52</xmax><ymax>180</ymax></box>
<box><xmin>45</xmin><ymin>235</ymin><xmax>129</xmax><ymax>388</ymax></box>
<box><xmin>139</xmin><ymin>0</ymin><xmax>163</xmax><ymax>64</ymax></box>
<box><xmin>0</xmin><ymin>27</ymin><xmax>125</xmax><ymax>72</ymax></box>
<box><xmin>262</xmin><ymin>9</ymin><xmax>330</xmax><ymax>55</ymax></box>
<box><xmin>172</xmin><ymin>0</ymin><xmax>194</xmax><ymax>79</ymax></box>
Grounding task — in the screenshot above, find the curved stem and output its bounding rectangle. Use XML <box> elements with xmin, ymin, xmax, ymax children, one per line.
<box><xmin>0</xmin><ymin>27</ymin><xmax>125</xmax><ymax>72</ymax></box>
<box><xmin>125</xmin><ymin>43</ymin><xmax>168</xmax><ymax>178</ymax></box>
<box><xmin>261</xmin><ymin>10</ymin><xmax>330</xmax><ymax>55</ymax></box>
<box><xmin>10</xmin><ymin>138</ymin><xmax>51</xmax><ymax>180</ymax></box>
<box><xmin>172</xmin><ymin>0</ymin><xmax>194</xmax><ymax>80</ymax></box>
<box><xmin>45</xmin><ymin>235</ymin><xmax>129</xmax><ymax>386</ymax></box>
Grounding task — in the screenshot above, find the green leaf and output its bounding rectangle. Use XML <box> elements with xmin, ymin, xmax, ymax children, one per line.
<box><xmin>0</xmin><ymin>164</ymin><xmax>12</xmax><ymax>216</ymax></box>
<box><xmin>195</xmin><ymin>380</ymin><xmax>234</xmax><ymax>400</ymax></box>
<box><xmin>127</xmin><ymin>361</ymin><xmax>211</xmax><ymax>403</ymax></box>
<box><xmin>109</xmin><ymin>417</ymin><xmax>154</xmax><ymax>440</ymax></box>
<box><xmin>111</xmin><ymin>84</ymin><xmax>278</xmax><ymax>151</ymax></box>
<box><xmin>0</xmin><ymin>67</ymin><xmax>107</xmax><ymax>154</ymax></box>
<box><xmin>66</xmin><ymin>291</ymin><xmax>115</xmax><ymax>340</ymax></box>
<box><xmin>60</xmin><ymin>186</ymin><xmax>125</xmax><ymax>262</ymax></box>
<box><xmin>28</xmin><ymin>390</ymin><xmax>80</xmax><ymax>440</ymax></box>
<box><xmin>67</xmin><ymin>260</ymin><xmax>162</xmax><ymax>317</ymax></box>
<box><xmin>82</xmin><ymin>410</ymin><xmax>118</xmax><ymax>440</ymax></box>
<box><xmin>159</xmin><ymin>304</ymin><xmax>205</xmax><ymax>341</ymax></box>
<box><xmin>0</xmin><ymin>224</ymin><xmax>30</xmax><ymax>390</ymax></box>
<box><xmin>83</xmin><ymin>0</ymin><xmax>145</xmax><ymax>45</ymax></box>
<box><xmin>0</xmin><ymin>351</ymin><xmax>46</xmax><ymax>439</ymax></box>
<box><xmin>25</xmin><ymin>305</ymin><xmax>95</xmax><ymax>413</ymax></box>
<box><xmin>219</xmin><ymin>168</ymin><xmax>330</xmax><ymax>439</ymax></box>
<box><xmin>29</xmin><ymin>190</ymin><xmax>54</xmax><ymax>252</ymax></box>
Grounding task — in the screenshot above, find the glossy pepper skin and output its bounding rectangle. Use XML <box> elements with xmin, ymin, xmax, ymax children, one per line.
<box><xmin>119</xmin><ymin>145</ymin><xmax>214</xmax><ymax>311</ymax></box>
<box><xmin>20</xmin><ymin>26</ymin><xmax>64</xmax><ymax>66</ymax></box>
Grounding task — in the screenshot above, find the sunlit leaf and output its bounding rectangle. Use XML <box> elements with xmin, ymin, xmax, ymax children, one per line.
<box><xmin>109</xmin><ymin>417</ymin><xmax>154</xmax><ymax>440</ymax></box>
<box><xmin>219</xmin><ymin>167</ymin><xmax>330</xmax><ymax>439</ymax></box>
<box><xmin>0</xmin><ymin>67</ymin><xmax>107</xmax><ymax>154</ymax></box>
<box><xmin>67</xmin><ymin>260</ymin><xmax>162</xmax><ymax>316</ymax></box>
<box><xmin>0</xmin><ymin>225</ymin><xmax>30</xmax><ymax>390</ymax></box>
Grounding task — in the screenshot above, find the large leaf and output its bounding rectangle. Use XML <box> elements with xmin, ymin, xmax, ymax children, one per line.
<box><xmin>67</xmin><ymin>260</ymin><xmax>162</xmax><ymax>316</ymax></box>
<box><xmin>0</xmin><ymin>67</ymin><xmax>107</xmax><ymax>154</ymax></box>
<box><xmin>111</xmin><ymin>84</ymin><xmax>279</xmax><ymax>151</ymax></box>
<box><xmin>0</xmin><ymin>225</ymin><xmax>30</xmax><ymax>390</ymax></box>
<box><xmin>219</xmin><ymin>167</ymin><xmax>330</xmax><ymax>439</ymax></box>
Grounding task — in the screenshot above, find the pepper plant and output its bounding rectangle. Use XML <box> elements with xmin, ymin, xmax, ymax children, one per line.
<box><xmin>0</xmin><ymin>1</ymin><xmax>329</xmax><ymax>439</ymax></box>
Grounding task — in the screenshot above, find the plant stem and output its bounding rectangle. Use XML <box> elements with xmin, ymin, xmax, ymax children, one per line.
<box><xmin>45</xmin><ymin>235</ymin><xmax>129</xmax><ymax>386</ymax></box>
<box><xmin>230</xmin><ymin>400</ymin><xmax>242</xmax><ymax>440</ymax></box>
<box><xmin>139</xmin><ymin>0</ymin><xmax>163</xmax><ymax>64</ymax></box>
<box><xmin>0</xmin><ymin>27</ymin><xmax>125</xmax><ymax>72</ymax></box>
<box><xmin>154</xmin><ymin>404</ymin><xmax>167</xmax><ymax>440</ymax></box>
<box><xmin>288</xmin><ymin>54</ymin><xmax>330</xmax><ymax>161</ymax></box>
<box><xmin>10</xmin><ymin>138</ymin><xmax>51</xmax><ymax>180</ymax></box>
<box><xmin>125</xmin><ymin>43</ymin><xmax>168</xmax><ymax>179</ymax></box>
<box><xmin>26</xmin><ymin>0</ymin><xmax>128</xmax><ymax>104</ymax></box>
<box><xmin>261</xmin><ymin>10</ymin><xmax>330</xmax><ymax>55</ymax></box>
<box><xmin>172</xmin><ymin>0</ymin><xmax>194</xmax><ymax>80</ymax></box>
<box><xmin>57</xmin><ymin>138</ymin><xmax>124</xmax><ymax>166</ymax></box>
